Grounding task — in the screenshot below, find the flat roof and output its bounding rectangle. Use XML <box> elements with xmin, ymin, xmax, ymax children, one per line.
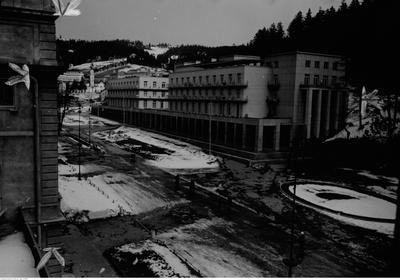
<box><xmin>265</xmin><ymin>51</ymin><xmax>345</xmax><ymax>59</ymax></box>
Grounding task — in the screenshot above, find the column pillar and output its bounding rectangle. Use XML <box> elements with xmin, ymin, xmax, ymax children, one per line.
<box><xmin>241</xmin><ymin>123</ymin><xmax>247</xmax><ymax>150</ymax></box>
<box><xmin>233</xmin><ymin>123</ymin><xmax>238</xmax><ymax>147</ymax></box>
<box><xmin>224</xmin><ymin>122</ymin><xmax>228</xmax><ymax>145</ymax></box>
<box><xmin>325</xmin><ymin>90</ymin><xmax>332</xmax><ymax>136</ymax></box>
<box><xmin>315</xmin><ymin>90</ymin><xmax>323</xmax><ymax>138</ymax></box>
<box><xmin>334</xmin><ymin>91</ymin><xmax>341</xmax><ymax>130</ymax></box>
<box><xmin>274</xmin><ymin>124</ymin><xmax>281</xmax><ymax>152</ymax></box>
<box><xmin>306</xmin><ymin>89</ymin><xmax>313</xmax><ymax>139</ymax></box>
<box><xmin>255</xmin><ymin>121</ymin><xmax>264</xmax><ymax>152</ymax></box>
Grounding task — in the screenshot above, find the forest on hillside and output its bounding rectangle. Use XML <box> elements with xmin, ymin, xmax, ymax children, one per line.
<box><xmin>57</xmin><ymin>0</ymin><xmax>397</xmax><ymax>91</ymax></box>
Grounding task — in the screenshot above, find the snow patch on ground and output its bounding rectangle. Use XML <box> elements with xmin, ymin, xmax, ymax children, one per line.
<box><xmin>0</xmin><ymin>232</ymin><xmax>39</xmax><ymax>277</ymax></box>
<box><xmin>288</xmin><ymin>183</ymin><xmax>395</xmax><ymax>235</ymax></box>
<box><xmin>289</xmin><ymin>184</ymin><xmax>395</xmax><ymax>220</ymax></box>
<box><xmin>118</xmin><ymin>241</ymin><xmax>193</xmax><ymax>277</ymax></box>
<box><xmin>157</xmin><ymin>218</ymin><xmax>265</xmax><ymax>277</ymax></box>
<box><xmin>94</xmin><ymin>126</ymin><xmax>220</xmax><ymax>173</ymax></box>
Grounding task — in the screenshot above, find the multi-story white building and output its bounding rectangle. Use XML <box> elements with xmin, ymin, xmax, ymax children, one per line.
<box><xmin>105</xmin><ymin>75</ymin><xmax>169</xmax><ymax>112</ymax></box>
<box><xmin>100</xmin><ymin>53</ymin><xmax>348</xmax><ymax>158</ymax></box>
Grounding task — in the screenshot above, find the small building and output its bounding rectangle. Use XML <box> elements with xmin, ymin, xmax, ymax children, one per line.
<box><xmin>0</xmin><ymin>1</ymin><xmax>64</xmax><ymax>274</ymax></box>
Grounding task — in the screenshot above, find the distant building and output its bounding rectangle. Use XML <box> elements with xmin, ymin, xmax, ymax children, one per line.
<box><xmin>1</xmin><ymin>0</ymin><xmax>64</xmax><ymax>275</ymax></box>
<box><xmin>104</xmin><ymin>75</ymin><xmax>169</xmax><ymax>115</ymax></box>
<box><xmin>99</xmin><ymin>53</ymin><xmax>348</xmax><ymax>158</ymax></box>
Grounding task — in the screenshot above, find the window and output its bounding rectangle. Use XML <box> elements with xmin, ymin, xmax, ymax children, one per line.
<box><xmin>322</xmin><ymin>75</ymin><xmax>328</xmax><ymax>86</ymax></box>
<box><xmin>220</xmin><ymin>74</ymin><xmax>225</xmax><ymax>83</ymax></box>
<box><xmin>331</xmin><ymin>76</ymin><xmax>337</xmax><ymax>85</ymax></box>
<box><xmin>186</xmin><ymin>77</ymin><xmax>190</xmax><ymax>84</ymax></box>
<box><xmin>161</xmin><ymin>102</ymin><xmax>164</xmax><ymax>109</ymax></box>
<box><xmin>176</xmin><ymin>78</ymin><xmax>179</xmax><ymax>84</ymax></box>
<box><xmin>314</xmin><ymin>75</ymin><xmax>320</xmax><ymax>85</ymax></box>
<box><xmin>305</xmin><ymin>60</ymin><xmax>311</xmax><ymax>68</ymax></box>
<box><xmin>193</xmin><ymin>77</ymin><xmax>196</xmax><ymax>84</ymax></box>
<box><xmin>153</xmin><ymin>101</ymin><xmax>156</xmax><ymax>109</ymax></box>
<box><xmin>324</xmin><ymin>62</ymin><xmax>329</xmax><ymax>69</ymax></box>
<box><xmin>170</xmin><ymin>78</ymin><xmax>173</xmax><ymax>85</ymax></box>
<box><xmin>333</xmin><ymin>62</ymin><xmax>338</xmax><ymax>70</ymax></box>
<box><xmin>153</xmin><ymin>92</ymin><xmax>156</xmax><ymax>97</ymax></box>
<box><xmin>162</xmin><ymin>82</ymin><xmax>166</xmax><ymax>88</ymax></box>
<box><xmin>144</xmin><ymin>100</ymin><xmax>148</xmax><ymax>109</ymax></box>
<box><xmin>144</xmin><ymin>81</ymin><xmax>148</xmax><ymax>87</ymax></box>
<box><xmin>0</xmin><ymin>84</ymin><xmax>14</xmax><ymax>107</ymax></box>
<box><xmin>237</xmin><ymin>73</ymin><xmax>242</xmax><ymax>83</ymax></box>
<box><xmin>213</xmin><ymin>75</ymin><xmax>217</xmax><ymax>83</ymax></box>
<box><xmin>273</xmin><ymin>74</ymin><xmax>279</xmax><ymax>85</ymax></box>
<box><xmin>206</xmin><ymin>76</ymin><xmax>209</xmax><ymax>84</ymax></box>
<box><xmin>304</xmin><ymin>74</ymin><xmax>310</xmax><ymax>85</ymax></box>
<box><xmin>153</xmin><ymin>81</ymin><xmax>157</xmax><ymax>88</ymax></box>
<box><xmin>314</xmin><ymin>61</ymin><xmax>320</xmax><ymax>68</ymax></box>
<box><xmin>229</xmin><ymin>74</ymin><xmax>233</xmax><ymax>83</ymax></box>
<box><xmin>199</xmin><ymin>76</ymin><xmax>203</xmax><ymax>84</ymax></box>
<box><xmin>144</xmin><ymin>91</ymin><xmax>148</xmax><ymax>97</ymax></box>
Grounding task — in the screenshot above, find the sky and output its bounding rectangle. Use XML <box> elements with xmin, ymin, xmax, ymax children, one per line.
<box><xmin>56</xmin><ymin>0</ymin><xmax>345</xmax><ymax>47</ymax></box>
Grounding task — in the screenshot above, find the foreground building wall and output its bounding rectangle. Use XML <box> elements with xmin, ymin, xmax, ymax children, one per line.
<box><xmin>0</xmin><ymin>0</ymin><xmax>62</xmax><ymax>236</ymax></box>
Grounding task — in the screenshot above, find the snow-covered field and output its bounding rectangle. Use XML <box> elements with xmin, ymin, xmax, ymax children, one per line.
<box><xmin>0</xmin><ymin>232</ymin><xmax>39</xmax><ymax>277</ymax></box>
<box><xmin>63</xmin><ymin>114</ymin><xmax>119</xmax><ymax>127</ymax></box>
<box><xmin>144</xmin><ymin>46</ymin><xmax>169</xmax><ymax>57</ymax></box>
<box><xmin>94</xmin><ymin>126</ymin><xmax>220</xmax><ymax>174</ymax></box>
<box><xmin>71</xmin><ymin>58</ymin><xmax>127</xmax><ymax>71</ymax></box>
<box><xmin>288</xmin><ymin>183</ymin><xmax>396</xmax><ymax>235</ymax></box>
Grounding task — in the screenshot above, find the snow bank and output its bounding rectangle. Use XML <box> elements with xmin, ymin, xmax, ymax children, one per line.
<box><xmin>94</xmin><ymin>126</ymin><xmax>220</xmax><ymax>173</ymax></box>
<box><xmin>0</xmin><ymin>232</ymin><xmax>39</xmax><ymax>277</ymax></box>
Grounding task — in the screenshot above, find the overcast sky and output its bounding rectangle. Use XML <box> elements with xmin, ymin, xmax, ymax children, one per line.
<box><xmin>56</xmin><ymin>0</ymin><xmax>345</xmax><ymax>46</ymax></box>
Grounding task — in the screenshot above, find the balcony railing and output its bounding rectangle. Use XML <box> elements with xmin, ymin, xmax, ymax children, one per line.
<box><xmin>169</xmin><ymin>80</ymin><xmax>248</xmax><ymax>89</ymax></box>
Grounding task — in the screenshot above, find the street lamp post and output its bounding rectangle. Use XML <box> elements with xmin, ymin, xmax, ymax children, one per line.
<box><xmin>78</xmin><ymin>103</ymin><xmax>82</xmax><ymax>181</ymax></box>
<box><xmin>209</xmin><ymin>101</ymin><xmax>212</xmax><ymax>155</ymax></box>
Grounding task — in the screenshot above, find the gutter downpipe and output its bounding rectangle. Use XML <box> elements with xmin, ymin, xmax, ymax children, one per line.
<box><xmin>31</xmin><ymin>76</ymin><xmax>42</xmax><ymax>248</ymax></box>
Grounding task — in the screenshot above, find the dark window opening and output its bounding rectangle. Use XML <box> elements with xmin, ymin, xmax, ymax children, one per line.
<box><xmin>0</xmin><ymin>84</ymin><xmax>14</xmax><ymax>107</ymax></box>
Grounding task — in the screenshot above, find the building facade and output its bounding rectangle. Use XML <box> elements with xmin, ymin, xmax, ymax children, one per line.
<box><xmin>99</xmin><ymin>53</ymin><xmax>348</xmax><ymax>158</ymax></box>
<box><xmin>264</xmin><ymin>52</ymin><xmax>347</xmax><ymax>139</ymax></box>
<box><xmin>0</xmin><ymin>1</ymin><xmax>64</xmax><ymax>275</ymax></box>
<box><xmin>105</xmin><ymin>75</ymin><xmax>169</xmax><ymax>113</ymax></box>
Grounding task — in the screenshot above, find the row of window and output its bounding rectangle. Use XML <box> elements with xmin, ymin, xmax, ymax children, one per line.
<box><xmin>108</xmin><ymin>98</ymin><xmax>168</xmax><ymax>109</ymax></box>
<box><xmin>170</xmin><ymin>88</ymin><xmax>242</xmax><ymax>98</ymax></box>
<box><xmin>109</xmin><ymin>80</ymin><xmax>167</xmax><ymax>88</ymax></box>
<box><xmin>169</xmin><ymin>101</ymin><xmax>242</xmax><ymax>118</ymax></box>
<box><xmin>305</xmin><ymin>60</ymin><xmax>340</xmax><ymax>70</ymax></box>
<box><xmin>171</xmin><ymin>73</ymin><xmax>242</xmax><ymax>86</ymax></box>
<box><xmin>303</xmin><ymin>74</ymin><xmax>344</xmax><ymax>86</ymax></box>
<box><xmin>108</xmin><ymin>91</ymin><xmax>167</xmax><ymax>98</ymax></box>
